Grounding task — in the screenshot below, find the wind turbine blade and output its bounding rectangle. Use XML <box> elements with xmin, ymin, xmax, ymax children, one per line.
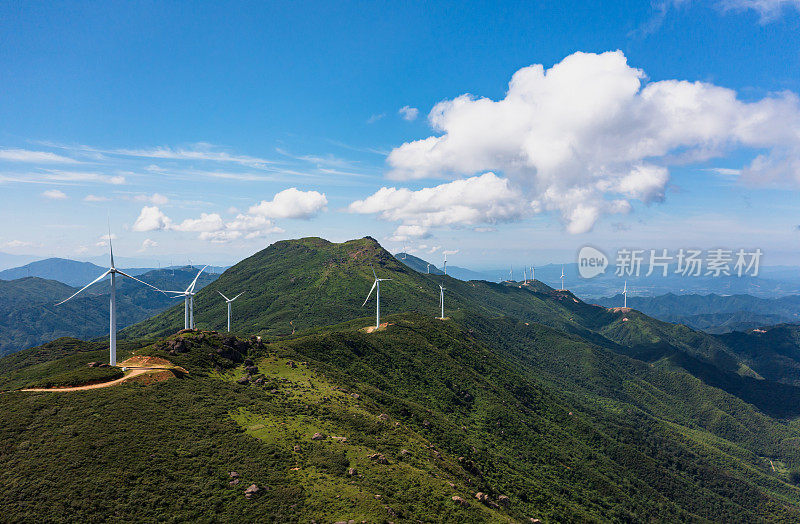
<box><xmin>218</xmin><ymin>290</ymin><xmax>231</xmax><ymax>301</ymax></box>
<box><xmin>371</xmin><ymin>264</ymin><xmax>377</xmax><ymax>280</ymax></box>
<box><xmin>231</xmin><ymin>292</ymin><xmax>244</xmax><ymax>301</ymax></box>
<box><xmin>116</xmin><ymin>270</ymin><xmax>166</xmax><ymax>294</ymax></box>
<box><xmin>188</xmin><ymin>265</ymin><xmax>208</xmax><ymax>292</ymax></box>
<box><xmin>107</xmin><ymin>218</ymin><xmax>115</xmax><ymax>268</ymax></box>
<box><xmin>379</xmin><ymin>278</ymin><xmax>392</xmax><ymax>281</ymax></box>
<box><xmin>55</xmin><ymin>269</ymin><xmax>111</xmax><ymax>305</ymax></box>
<box><xmin>362</xmin><ymin>280</ymin><xmax>377</xmax><ymax>306</ymax></box>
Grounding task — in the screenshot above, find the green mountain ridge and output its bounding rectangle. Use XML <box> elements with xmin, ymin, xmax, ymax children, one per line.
<box><xmin>5</xmin><ymin>236</ymin><xmax>800</xmax><ymax>521</ymax></box>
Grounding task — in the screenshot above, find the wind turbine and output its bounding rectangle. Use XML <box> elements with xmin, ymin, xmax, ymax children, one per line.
<box><xmin>165</xmin><ymin>266</ymin><xmax>208</xmax><ymax>330</ymax></box>
<box><xmin>362</xmin><ymin>265</ymin><xmax>391</xmax><ymax>329</ymax></box>
<box><xmin>438</xmin><ymin>283</ymin><xmax>445</xmax><ymax>319</ymax></box>
<box><xmin>531</xmin><ymin>266</ymin><xmax>535</xmax><ymax>282</ymax></box>
<box><xmin>560</xmin><ymin>265</ymin><xmax>565</xmax><ymax>291</ymax></box>
<box><xmin>623</xmin><ymin>280</ymin><xmax>628</xmax><ymax>308</ymax></box>
<box><xmin>509</xmin><ymin>265</ymin><xmax>513</xmax><ymax>282</ymax></box>
<box><xmin>426</xmin><ymin>263</ymin><xmax>431</xmax><ymax>274</ymax></box>
<box><xmin>402</xmin><ymin>243</ymin><xmax>407</xmax><ymax>260</ymax></box>
<box><xmin>443</xmin><ymin>253</ymin><xmax>447</xmax><ymax>276</ymax></box>
<box><xmin>55</xmin><ymin>231</ymin><xmax>164</xmax><ymax>366</ymax></box>
<box><xmin>523</xmin><ymin>267</ymin><xmax>527</xmax><ymax>284</ymax></box>
<box><xmin>218</xmin><ymin>290</ymin><xmax>244</xmax><ymax>332</ymax></box>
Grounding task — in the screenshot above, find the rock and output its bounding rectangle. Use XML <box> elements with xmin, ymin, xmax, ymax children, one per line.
<box><xmin>498</xmin><ymin>494</ymin><xmax>510</xmax><ymax>506</ymax></box>
<box><xmin>423</xmin><ymin>420</ymin><xmax>430</xmax><ymax>427</ymax></box>
<box><xmin>378</xmin><ymin>413</ymin><xmax>390</xmax><ymax>421</ymax></box>
<box><xmin>86</xmin><ymin>362</ymin><xmax>99</xmax><ymax>368</ymax></box>
<box><xmin>229</xmin><ymin>478</ymin><xmax>240</xmax><ymax>485</ymax></box>
<box><xmin>229</xmin><ymin>471</ymin><xmax>239</xmax><ymax>478</ymax></box>
<box><xmin>368</xmin><ymin>453</ymin><xmax>388</xmax><ymax>464</ymax></box>
<box><xmin>98</xmin><ymin>363</ymin><xmax>109</xmax><ymax>368</ymax></box>
<box><xmin>178</xmin><ymin>328</ymin><xmax>194</xmax><ymax>334</ymax></box>
<box><xmin>169</xmin><ymin>349</ymin><xmax>177</xmax><ymax>356</ymax></box>
<box><xmin>452</xmin><ymin>496</ymin><xmax>469</xmax><ymax>507</ymax></box>
<box><xmin>254</xmin><ymin>377</ymin><xmax>264</xmax><ymax>385</ymax></box>
<box><xmin>530</xmin><ymin>519</ymin><xmax>541</xmax><ymax>523</ymax></box>
<box><xmin>293</xmin><ymin>445</ymin><xmax>301</xmax><ymax>452</ymax></box>
<box><xmin>475</xmin><ymin>492</ymin><xmax>489</xmax><ymax>503</ymax></box>
<box><xmin>311</xmin><ymin>432</ymin><xmax>326</xmax><ymax>441</ymax></box>
<box><xmin>351</xmin><ymin>393</ymin><xmax>360</xmax><ymax>399</ymax></box>
<box><xmin>236</xmin><ymin>376</ymin><xmax>250</xmax><ymax>385</ymax></box>
<box><xmin>399</xmin><ymin>449</ymin><xmax>410</xmax><ymax>457</ymax></box>
<box><xmin>347</xmin><ymin>467</ymin><xmax>357</xmax><ymax>476</ymax></box>
<box><xmin>244</xmin><ymin>484</ymin><xmax>259</xmax><ymax>499</ymax></box>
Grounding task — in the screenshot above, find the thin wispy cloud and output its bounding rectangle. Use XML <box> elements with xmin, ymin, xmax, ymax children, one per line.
<box><xmin>367</xmin><ymin>113</ymin><xmax>386</xmax><ymax>124</ymax></box>
<box><xmin>0</xmin><ymin>148</ymin><xmax>79</xmax><ymax>164</ymax></box>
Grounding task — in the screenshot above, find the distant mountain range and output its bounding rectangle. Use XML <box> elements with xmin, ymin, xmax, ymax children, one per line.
<box><xmin>0</xmin><ymin>268</ymin><xmax>218</xmax><ymax>356</ymax></box>
<box><xmin>595</xmin><ymin>293</ymin><xmax>800</xmax><ymax>334</ymax></box>
<box><xmin>0</xmin><ymin>257</ymin><xmax>227</xmax><ymax>287</ymax></box>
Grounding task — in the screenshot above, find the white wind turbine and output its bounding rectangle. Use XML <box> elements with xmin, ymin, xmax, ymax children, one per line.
<box><xmin>623</xmin><ymin>280</ymin><xmax>628</xmax><ymax>308</ymax></box>
<box><xmin>55</xmin><ymin>231</ymin><xmax>164</xmax><ymax>366</ymax></box>
<box><xmin>443</xmin><ymin>253</ymin><xmax>447</xmax><ymax>275</ymax></box>
<box><xmin>560</xmin><ymin>265</ymin><xmax>565</xmax><ymax>290</ymax></box>
<box><xmin>523</xmin><ymin>267</ymin><xmax>527</xmax><ymax>284</ymax></box>
<box><xmin>438</xmin><ymin>283</ymin><xmax>446</xmax><ymax>319</ymax></box>
<box><xmin>531</xmin><ymin>266</ymin><xmax>535</xmax><ymax>282</ymax></box>
<box><xmin>165</xmin><ymin>266</ymin><xmax>208</xmax><ymax>330</ymax></box>
<box><xmin>218</xmin><ymin>290</ymin><xmax>244</xmax><ymax>332</ymax></box>
<box><xmin>426</xmin><ymin>263</ymin><xmax>431</xmax><ymax>274</ymax></box>
<box><xmin>362</xmin><ymin>265</ymin><xmax>391</xmax><ymax>329</ymax></box>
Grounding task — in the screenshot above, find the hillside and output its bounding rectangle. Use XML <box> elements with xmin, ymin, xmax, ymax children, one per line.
<box><xmin>0</xmin><ymin>258</ymin><xmax>109</xmax><ymax>286</ymax></box>
<box><xmin>4</xmin><ymin>311</ymin><xmax>800</xmax><ymax>520</ymax></box>
<box><xmin>596</xmin><ymin>292</ymin><xmax>800</xmax><ymax>333</ymax></box>
<box><xmin>0</xmin><ymin>269</ymin><xmax>218</xmax><ymax>357</ymax></box>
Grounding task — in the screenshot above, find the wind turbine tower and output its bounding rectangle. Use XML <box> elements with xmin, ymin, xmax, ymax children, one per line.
<box><xmin>165</xmin><ymin>266</ymin><xmax>208</xmax><ymax>329</ymax></box>
<box><xmin>218</xmin><ymin>291</ymin><xmax>244</xmax><ymax>332</ymax></box>
<box><xmin>443</xmin><ymin>253</ymin><xmax>447</xmax><ymax>276</ymax></box>
<box><xmin>56</xmin><ymin>231</ymin><xmax>164</xmax><ymax>365</ymax></box>
<box><xmin>560</xmin><ymin>265</ymin><xmax>565</xmax><ymax>291</ymax></box>
<box><xmin>623</xmin><ymin>280</ymin><xmax>628</xmax><ymax>309</ymax></box>
<box><xmin>438</xmin><ymin>283</ymin><xmax>445</xmax><ymax>319</ymax></box>
<box><xmin>362</xmin><ymin>265</ymin><xmax>391</xmax><ymax>329</ymax></box>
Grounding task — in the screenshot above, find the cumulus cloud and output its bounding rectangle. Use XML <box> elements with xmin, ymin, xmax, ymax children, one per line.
<box><xmin>399</xmin><ymin>106</ymin><xmax>419</xmax><ymax>121</ymax></box>
<box><xmin>349</xmin><ymin>172</ymin><xmax>529</xmax><ymax>239</ymax></box>
<box><xmin>139</xmin><ymin>238</ymin><xmax>158</xmax><ymax>251</ymax></box>
<box><xmin>96</xmin><ymin>233</ymin><xmax>117</xmax><ymax>247</ymax></box>
<box><xmin>248</xmin><ymin>188</ymin><xmax>328</xmax><ymax>219</ymax></box>
<box><xmin>42</xmin><ymin>189</ymin><xmax>67</xmax><ymax>200</ymax></box>
<box><xmin>385</xmin><ymin>50</ymin><xmax>800</xmax><ymax>233</ymax></box>
<box><xmin>132</xmin><ymin>206</ymin><xmax>173</xmax><ymax>232</ymax></box>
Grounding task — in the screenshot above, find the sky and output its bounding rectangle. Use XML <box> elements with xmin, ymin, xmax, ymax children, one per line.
<box><xmin>1</xmin><ymin>0</ymin><xmax>799</xmax><ymax>269</ymax></box>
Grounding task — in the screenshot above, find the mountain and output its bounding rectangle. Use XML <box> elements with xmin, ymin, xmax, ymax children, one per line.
<box><xmin>4</xmin><ymin>311</ymin><xmax>800</xmax><ymax>519</ymax></box>
<box><xmin>0</xmin><ymin>257</ymin><xmax>228</xmax><ymax>286</ymax></box>
<box><xmin>596</xmin><ymin>292</ymin><xmax>800</xmax><ymax>333</ymax></box>
<box><xmin>6</xmin><ymin>236</ymin><xmax>800</xmax><ymax>520</ymax></box>
<box><xmin>0</xmin><ymin>268</ymin><xmax>218</xmax><ymax>356</ymax></box>
<box><xmin>0</xmin><ymin>258</ymin><xmax>109</xmax><ymax>286</ymax></box>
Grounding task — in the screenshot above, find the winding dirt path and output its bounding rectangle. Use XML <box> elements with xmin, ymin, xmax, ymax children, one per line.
<box><xmin>19</xmin><ymin>368</ymin><xmax>168</xmax><ymax>392</ymax></box>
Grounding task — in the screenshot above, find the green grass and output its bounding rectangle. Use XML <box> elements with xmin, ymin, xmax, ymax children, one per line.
<box><xmin>24</xmin><ymin>365</ymin><xmax>123</xmax><ymax>389</ymax></box>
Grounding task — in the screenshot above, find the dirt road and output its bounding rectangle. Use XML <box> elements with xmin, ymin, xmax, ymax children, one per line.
<box><xmin>20</xmin><ymin>368</ymin><xmax>166</xmax><ymax>392</ymax></box>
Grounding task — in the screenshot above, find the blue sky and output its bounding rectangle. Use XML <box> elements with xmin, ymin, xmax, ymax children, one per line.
<box><xmin>1</xmin><ymin>0</ymin><xmax>799</xmax><ymax>268</ymax></box>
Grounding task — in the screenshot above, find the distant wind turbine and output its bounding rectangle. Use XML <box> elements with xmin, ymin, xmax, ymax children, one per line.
<box><xmin>55</xmin><ymin>230</ymin><xmax>164</xmax><ymax>366</ymax></box>
<box><xmin>509</xmin><ymin>265</ymin><xmax>513</xmax><ymax>282</ymax></box>
<box><xmin>623</xmin><ymin>280</ymin><xmax>627</xmax><ymax>308</ymax></box>
<box><xmin>443</xmin><ymin>253</ymin><xmax>447</xmax><ymax>276</ymax></box>
<box><xmin>218</xmin><ymin>290</ymin><xmax>244</xmax><ymax>332</ymax></box>
<box><xmin>523</xmin><ymin>267</ymin><xmax>527</xmax><ymax>284</ymax></box>
<box><xmin>438</xmin><ymin>283</ymin><xmax>445</xmax><ymax>319</ymax></box>
<box><xmin>165</xmin><ymin>266</ymin><xmax>208</xmax><ymax>330</ymax></box>
<box><xmin>362</xmin><ymin>264</ymin><xmax>391</xmax><ymax>329</ymax></box>
<box><xmin>531</xmin><ymin>266</ymin><xmax>535</xmax><ymax>282</ymax></box>
<box><xmin>426</xmin><ymin>263</ymin><xmax>431</xmax><ymax>274</ymax></box>
<box><xmin>402</xmin><ymin>244</ymin><xmax>407</xmax><ymax>260</ymax></box>
<box><xmin>560</xmin><ymin>265</ymin><xmax>565</xmax><ymax>291</ymax></box>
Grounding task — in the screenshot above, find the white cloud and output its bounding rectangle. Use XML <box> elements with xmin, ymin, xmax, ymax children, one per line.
<box><xmin>721</xmin><ymin>0</ymin><xmax>800</xmax><ymax>21</ymax></box>
<box><xmin>386</xmin><ymin>50</ymin><xmax>800</xmax><ymax>233</ymax></box>
<box><xmin>0</xmin><ymin>148</ymin><xmax>78</xmax><ymax>163</ymax></box>
<box><xmin>84</xmin><ymin>194</ymin><xmax>110</xmax><ymax>202</ymax></box>
<box><xmin>399</xmin><ymin>106</ymin><xmax>419</xmax><ymax>121</ymax></box>
<box><xmin>349</xmin><ymin>172</ymin><xmax>528</xmax><ymax>239</ymax></box>
<box><xmin>42</xmin><ymin>189</ymin><xmax>67</xmax><ymax>200</ymax></box>
<box><xmin>367</xmin><ymin>113</ymin><xmax>386</xmax><ymax>124</ymax></box>
<box><xmin>139</xmin><ymin>238</ymin><xmax>158</xmax><ymax>251</ymax></box>
<box><xmin>41</xmin><ymin>170</ymin><xmax>126</xmax><ymax>185</ymax></box>
<box><xmin>248</xmin><ymin>188</ymin><xmax>328</xmax><ymax>219</ymax></box>
<box><xmin>134</xmin><ymin>193</ymin><xmax>169</xmax><ymax>205</ymax></box>
<box><xmin>132</xmin><ymin>206</ymin><xmax>173</xmax><ymax>232</ymax></box>
<box><xmin>110</xmin><ymin>143</ymin><xmax>272</xmax><ymax>168</ymax></box>
<box><xmin>95</xmin><ymin>233</ymin><xmax>117</xmax><ymax>247</ymax></box>
<box><xmin>174</xmin><ymin>213</ymin><xmax>225</xmax><ymax>233</ymax></box>
<box><xmin>3</xmin><ymin>239</ymin><xmax>34</xmax><ymax>248</ymax></box>
<box><xmin>443</xmin><ymin>249</ymin><xmax>459</xmax><ymax>256</ymax></box>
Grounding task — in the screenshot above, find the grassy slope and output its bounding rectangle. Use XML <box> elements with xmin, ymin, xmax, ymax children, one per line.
<box><xmin>4</xmin><ymin>314</ymin><xmax>800</xmax><ymax>520</ymax></box>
